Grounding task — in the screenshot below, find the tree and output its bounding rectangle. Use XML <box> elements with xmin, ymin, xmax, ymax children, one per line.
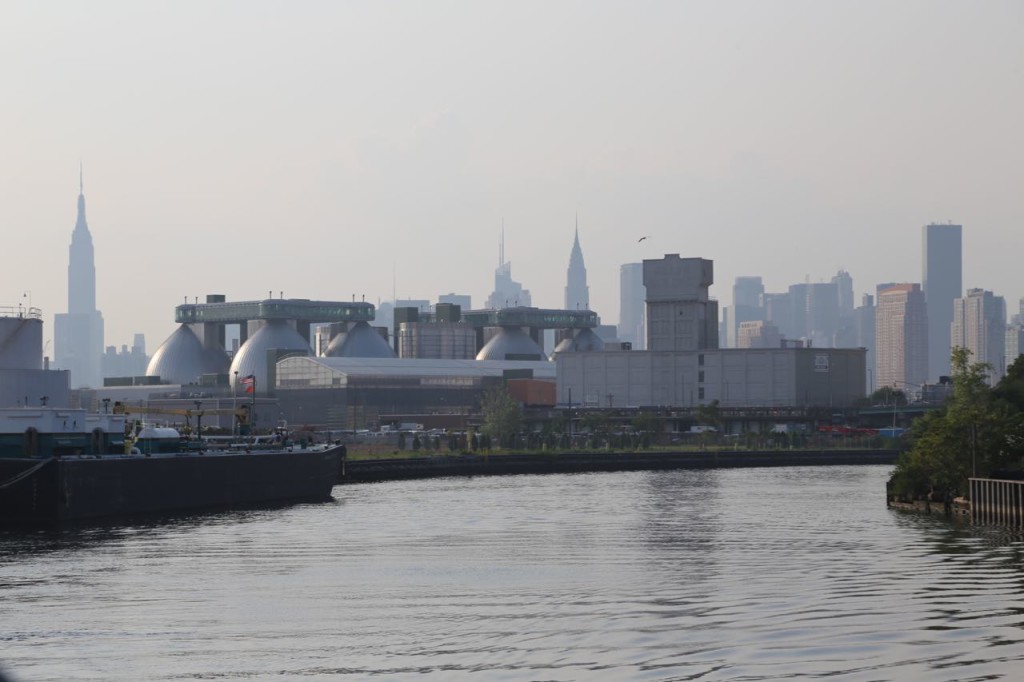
<box><xmin>480</xmin><ymin>384</ymin><xmax>522</xmax><ymax>449</ymax></box>
<box><xmin>870</xmin><ymin>386</ymin><xmax>908</xmax><ymax>406</ymax></box>
<box><xmin>889</xmin><ymin>347</ymin><xmax>1011</xmax><ymax>499</ymax></box>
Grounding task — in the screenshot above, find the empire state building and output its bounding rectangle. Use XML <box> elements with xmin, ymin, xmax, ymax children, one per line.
<box><xmin>54</xmin><ymin>171</ymin><xmax>104</xmax><ymax>389</ymax></box>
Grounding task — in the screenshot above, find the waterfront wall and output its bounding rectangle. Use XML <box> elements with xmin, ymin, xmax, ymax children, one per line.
<box><xmin>341</xmin><ymin>449</ymin><xmax>898</xmax><ymax>483</ymax></box>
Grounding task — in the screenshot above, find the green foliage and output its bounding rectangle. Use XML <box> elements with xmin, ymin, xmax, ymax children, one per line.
<box><xmin>889</xmin><ymin>347</ymin><xmax>1023</xmax><ymax>499</ymax></box>
<box><xmin>480</xmin><ymin>384</ymin><xmax>522</xmax><ymax>448</ymax></box>
<box><xmin>696</xmin><ymin>399</ymin><xmax>722</xmax><ymax>427</ymax></box>
<box><xmin>870</xmin><ymin>386</ymin><xmax>908</xmax><ymax>406</ymax></box>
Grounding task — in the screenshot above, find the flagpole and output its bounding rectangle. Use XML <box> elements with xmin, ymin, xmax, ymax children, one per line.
<box><xmin>251</xmin><ymin>376</ymin><xmax>257</xmax><ymax>433</ymax></box>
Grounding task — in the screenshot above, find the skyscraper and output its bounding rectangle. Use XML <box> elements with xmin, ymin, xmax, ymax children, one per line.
<box><xmin>54</xmin><ymin>170</ymin><xmax>105</xmax><ymax>389</ymax></box>
<box><xmin>951</xmin><ymin>288</ymin><xmax>1006</xmax><ymax>385</ymax></box>
<box><xmin>854</xmin><ymin>294</ymin><xmax>876</xmax><ymax>391</ymax></box>
<box><xmin>564</xmin><ymin>223</ymin><xmax>589</xmax><ymax>310</ymax></box>
<box><xmin>618</xmin><ymin>262</ymin><xmax>645</xmax><ymax>350</ymax></box>
<box><xmin>723</xmin><ymin>276</ymin><xmax>764</xmax><ymax>348</ymax></box>
<box><xmin>875</xmin><ymin>283</ymin><xmax>928</xmax><ymax>390</ymax></box>
<box><xmin>485</xmin><ymin>225</ymin><xmax>531</xmax><ymax>309</ymax></box>
<box><xmin>923</xmin><ymin>223</ymin><xmax>963</xmax><ymax>379</ymax></box>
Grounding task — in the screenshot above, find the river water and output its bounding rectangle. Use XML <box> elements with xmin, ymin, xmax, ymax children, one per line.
<box><xmin>3</xmin><ymin>465</ymin><xmax>1024</xmax><ymax>681</ymax></box>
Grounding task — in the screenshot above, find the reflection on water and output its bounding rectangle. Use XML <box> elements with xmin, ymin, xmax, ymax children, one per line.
<box><xmin>2</xmin><ymin>466</ymin><xmax>1024</xmax><ymax>680</ymax></box>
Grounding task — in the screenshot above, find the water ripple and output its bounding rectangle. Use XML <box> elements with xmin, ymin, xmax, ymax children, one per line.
<box><xmin>2</xmin><ymin>466</ymin><xmax>1024</xmax><ymax>680</ymax></box>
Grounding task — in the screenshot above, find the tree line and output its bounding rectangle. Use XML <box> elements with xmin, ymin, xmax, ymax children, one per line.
<box><xmin>889</xmin><ymin>348</ymin><xmax>1024</xmax><ymax>500</ymax></box>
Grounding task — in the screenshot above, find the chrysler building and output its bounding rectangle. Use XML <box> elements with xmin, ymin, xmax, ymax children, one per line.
<box><xmin>564</xmin><ymin>220</ymin><xmax>589</xmax><ymax>310</ymax></box>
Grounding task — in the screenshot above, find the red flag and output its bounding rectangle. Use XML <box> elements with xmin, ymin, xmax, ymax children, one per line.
<box><xmin>240</xmin><ymin>375</ymin><xmax>255</xmax><ymax>394</ymax></box>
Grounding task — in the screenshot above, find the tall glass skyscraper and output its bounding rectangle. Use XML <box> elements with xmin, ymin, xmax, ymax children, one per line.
<box><xmin>923</xmin><ymin>223</ymin><xmax>962</xmax><ymax>380</ymax></box>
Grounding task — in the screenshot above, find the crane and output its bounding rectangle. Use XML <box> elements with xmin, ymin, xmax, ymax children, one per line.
<box><xmin>112</xmin><ymin>401</ymin><xmax>251</xmax><ymax>430</ymax></box>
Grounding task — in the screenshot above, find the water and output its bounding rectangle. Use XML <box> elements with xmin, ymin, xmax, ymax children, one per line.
<box><xmin>3</xmin><ymin>465</ymin><xmax>1024</xmax><ymax>681</ymax></box>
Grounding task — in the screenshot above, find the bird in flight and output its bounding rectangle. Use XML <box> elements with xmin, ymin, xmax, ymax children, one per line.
<box><xmin>638</xmin><ymin>236</ymin><xmax>650</xmax><ymax>242</ymax></box>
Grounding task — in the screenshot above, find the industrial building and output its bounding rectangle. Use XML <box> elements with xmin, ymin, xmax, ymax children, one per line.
<box><xmin>556</xmin><ymin>347</ymin><xmax>866</xmax><ymax>408</ymax></box>
<box><xmin>0</xmin><ymin>308</ymin><xmax>70</xmax><ymax>408</ymax></box>
<box><xmin>556</xmin><ymin>254</ymin><xmax>867</xmax><ymax>409</ymax></box>
<box><xmin>274</xmin><ymin>356</ymin><xmax>554</xmax><ymax>429</ymax></box>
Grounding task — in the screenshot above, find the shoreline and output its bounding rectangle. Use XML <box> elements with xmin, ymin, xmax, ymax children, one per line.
<box><xmin>339</xmin><ymin>448</ymin><xmax>898</xmax><ymax>483</ymax></box>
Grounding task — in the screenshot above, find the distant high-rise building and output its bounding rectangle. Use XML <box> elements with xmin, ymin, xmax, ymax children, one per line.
<box><xmin>564</xmin><ymin>224</ymin><xmax>589</xmax><ymax>310</ymax></box>
<box><xmin>875</xmin><ymin>283</ymin><xmax>928</xmax><ymax>390</ymax></box>
<box><xmin>787</xmin><ymin>283</ymin><xmax>810</xmax><ymax>342</ymax></box>
<box><xmin>806</xmin><ymin>281</ymin><xmax>839</xmax><ymax>348</ymax></box>
<box><xmin>951</xmin><ymin>288</ymin><xmax>1006</xmax><ymax>385</ymax></box>
<box><xmin>643</xmin><ymin>255</ymin><xmax>718</xmax><ymax>352</ymax></box>
<box><xmin>763</xmin><ymin>292</ymin><xmax>794</xmax><ymax>339</ymax></box>
<box><xmin>723</xmin><ymin>276</ymin><xmax>764</xmax><ymax>348</ymax></box>
<box><xmin>618</xmin><ymin>263</ymin><xmax>645</xmax><ymax>350</ymax></box>
<box><xmin>854</xmin><ymin>294</ymin><xmax>876</xmax><ymax>391</ymax></box>
<box><xmin>101</xmin><ymin>334</ymin><xmax>149</xmax><ymax>379</ymax></box>
<box><xmin>438</xmin><ymin>293</ymin><xmax>472</xmax><ymax>310</ymax></box>
<box><xmin>833</xmin><ymin>270</ymin><xmax>854</xmax><ymax>319</ymax></box>
<box><xmin>1007</xmin><ymin>297</ymin><xmax>1024</xmax><ymax>371</ymax></box>
<box><xmin>737</xmin><ymin>320</ymin><xmax>782</xmax><ymax>349</ymax></box>
<box><xmin>1008</xmin><ymin>326</ymin><xmax>1024</xmax><ymax>371</ymax></box>
<box><xmin>485</xmin><ymin>226</ymin><xmax>531</xmax><ymax>309</ymax></box>
<box><xmin>923</xmin><ymin>223</ymin><xmax>963</xmax><ymax>379</ymax></box>
<box><xmin>54</xmin><ymin>170</ymin><xmax>104</xmax><ymax>389</ymax></box>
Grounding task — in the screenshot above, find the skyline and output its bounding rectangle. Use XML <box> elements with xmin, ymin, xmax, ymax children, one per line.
<box><xmin>1</xmin><ymin>1</ymin><xmax>1021</xmax><ymax>349</ymax></box>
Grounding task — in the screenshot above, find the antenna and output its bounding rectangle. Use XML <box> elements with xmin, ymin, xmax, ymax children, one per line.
<box><xmin>500</xmin><ymin>218</ymin><xmax>505</xmax><ymax>266</ymax></box>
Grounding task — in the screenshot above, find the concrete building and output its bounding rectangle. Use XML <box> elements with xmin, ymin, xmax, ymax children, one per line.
<box><xmin>556</xmin><ymin>347</ymin><xmax>866</xmax><ymax>408</ymax></box>
<box><xmin>923</xmin><ymin>223</ymin><xmax>963</xmax><ymax>380</ymax></box>
<box><xmin>643</xmin><ymin>255</ymin><xmax>718</xmax><ymax>352</ymax></box>
<box><xmin>618</xmin><ymin>263</ymin><xmax>645</xmax><ymax>350</ymax></box>
<box><xmin>951</xmin><ymin>288</ymin><xmax>1006</xmax><ymax>385</ymax></box>
<box><xmin>54</xmin><ymin>172</ymin><xmax>105</xmax><ymax>389</ymax></box>
<box><xmin>737</xmin><ymin>320</ymin><xmax>782</xmax><ymax>349</ymax></box>
<box><xmin>398</xmin><ymin>322</ymin><xmax>477</xmax><ymax>359</ymax></box>
<box><xmin>564</xmin><ymin>226</ymin><xmax>589</xmax><ymax>310</ymax></box>
<box><xmin>875</xmin><ymin>283</ymin><xmax>928</xmax><ymax>390</ymax></box>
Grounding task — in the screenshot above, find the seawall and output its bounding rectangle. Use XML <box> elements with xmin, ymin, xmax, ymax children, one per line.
<box><xmin>340</xmin><ymin>449</ymin><xmax>898</xmax><ymax>484</ymax></box>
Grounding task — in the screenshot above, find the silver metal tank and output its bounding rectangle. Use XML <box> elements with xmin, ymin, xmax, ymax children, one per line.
<box><xmin>0</xmin><ymin>308</ymin><xmax>43</xmax><ymax>370</ymax></box>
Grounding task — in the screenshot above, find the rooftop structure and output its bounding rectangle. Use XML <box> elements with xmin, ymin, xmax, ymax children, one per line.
<box><xmin>175</xmin><ymin>298</ymin><xmax>374</xmax><ymax>326</ymax></box>
<box><xmin>643</xmin><ymin>254</ymin><xmax>718</xmax><ymax>352</ymax></box>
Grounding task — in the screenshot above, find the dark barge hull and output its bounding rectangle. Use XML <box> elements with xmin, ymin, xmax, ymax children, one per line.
<box><xmin>0</xmin><ymin>446</ymin><xmax>342</xmax><ymax>526</ymax></box>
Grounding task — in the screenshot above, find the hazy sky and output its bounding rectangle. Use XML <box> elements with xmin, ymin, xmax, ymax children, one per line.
<box><xmin>1</xmin><ymin>1</ymin><xmax>1021</xmax><ymax>351</ymax></box>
